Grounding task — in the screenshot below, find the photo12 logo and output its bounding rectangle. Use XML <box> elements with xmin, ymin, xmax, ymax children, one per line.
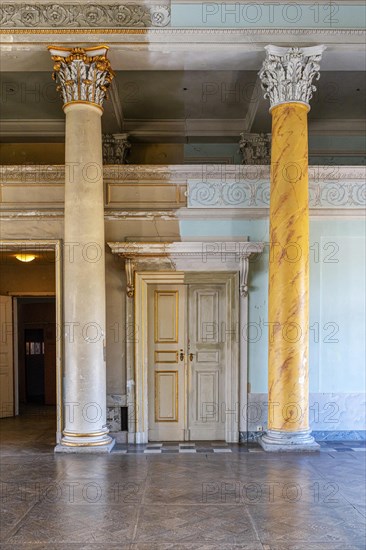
<box><xmin>201</xmin><ymin>2</ymin><xmax>340</xmax><ymax>26</ymax></box>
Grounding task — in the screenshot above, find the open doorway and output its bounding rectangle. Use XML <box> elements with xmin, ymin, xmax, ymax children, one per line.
<box><xmin>18</xmin><ymin>297</ymin><xmax>56</xmax><ymax>408</ymax></box>
<box><xmin>0</xmin><ymin>240</ymin><xmax>62</xmax><ymax>450</ymax></box>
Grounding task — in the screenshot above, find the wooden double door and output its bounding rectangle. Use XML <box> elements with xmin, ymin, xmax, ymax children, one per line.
<box><xmin>148</xmin><ymin>283</ymin><xmax>227</xmax><ymax>441</ymax></box>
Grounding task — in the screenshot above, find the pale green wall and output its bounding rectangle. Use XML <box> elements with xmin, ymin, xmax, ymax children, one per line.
<box><xmin>172</xmin><ymin>3</ymin><xmax>365</xmax><ymax>29</ymax></box>
<box><xmin>179</xmin><ymin>218</ymin><xmax>366</xmax><ymax>393</ymax></box>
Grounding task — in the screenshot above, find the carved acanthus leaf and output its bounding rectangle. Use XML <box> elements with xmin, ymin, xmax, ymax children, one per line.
<box><xmin>259</xmin><ymin>45</ymin><xmax>325</xmax><ymax>109</ymax></box>
<box><xmin>48</xmin><ymin>46</ymin><xmax>114</xmax><ymax>107</ymax></box>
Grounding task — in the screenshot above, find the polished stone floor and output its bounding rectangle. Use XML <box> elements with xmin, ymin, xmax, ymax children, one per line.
<box><xmin>1</xmin><ymin>407</ymin><xmax>365</xmax><ymax>549</ymax></box>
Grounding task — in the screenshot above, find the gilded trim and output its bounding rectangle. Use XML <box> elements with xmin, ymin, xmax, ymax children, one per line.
<box><xmin>63</xmin><ymin>430</ymin><xmax>109</xmax><ymax>438</ymax></box>
<box><xmin>1</xmin><ymin>28</ymin><xmax>148</xmax><ymax>34</ymax></box>
<box><xmin>61</xmin><ymin>438</ymin><xmax>113</xmax><ymax>447</ymax></box>
<box><xmin>63</xmin><ymin>100</ymin><xmax>104</xmax><ymax>112</ymax></box>
<box><xmin>48</xmin><ymin>44</ymin><xmax>110</xmax><ymax>53</ymax></box>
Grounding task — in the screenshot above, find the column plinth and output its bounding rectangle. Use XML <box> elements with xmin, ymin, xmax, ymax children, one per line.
<box><xmin>49</xmin><ymin>45</ymin><xmax>115</xmax><ymax>453</ymax></box>
<box><xmin>258</xmin><ymin>45</ymin><xmax>325</xmax><ymax>452</ymax></box>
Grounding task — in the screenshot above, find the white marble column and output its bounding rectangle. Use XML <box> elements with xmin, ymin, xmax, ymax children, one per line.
<box><xmin>48</xmin><ymin>45</ymin><xmax>115</xmax><ymax>451</ymax></box>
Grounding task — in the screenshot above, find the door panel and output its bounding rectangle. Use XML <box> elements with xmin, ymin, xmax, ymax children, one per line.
<box><xmin>188</xmin><ymin>285</ymin><xmax>226</xmax><ymax>440</ymax></box>
<box><xmin>0</xmin><ymin>296</ymin><xmax>14</xmax><ymax>418</ymax></box>
<box><xmin>147</xmin><ymin>282</ymin><xmax>227</xmax><ymax>441</ymax></box>
<box><xmin>148</xmin><ymin>285</ymin><xmax>186</xmax><ymax>441</ymax></box>
<box><xmin>155</xmin><ymin>371</ymin><xmax>178</xmax><ymax>422</ymax></box>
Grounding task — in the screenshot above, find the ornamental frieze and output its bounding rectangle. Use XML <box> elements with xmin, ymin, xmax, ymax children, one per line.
<box><xmin>0</xmin><ymin>165</ymin><xmax>364</xmax><ymax>210</ymax></box>
<box><xmin>0</xmin><ymin>3</ymin><xmax>170</xmax><ymax>28</ymax></box>
<box><xmin>188</xmin><ymin>180</ymin><xmax>366</xmax><ymax>209</ymax></box>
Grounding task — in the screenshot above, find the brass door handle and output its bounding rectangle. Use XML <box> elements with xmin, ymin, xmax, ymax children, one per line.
<box><xmin>179</xmin><ymin>349</ymin><xmax>184</xmax><ymax>361</ymax></box>
<box><xmin>189</xmin><ymin>353</ymin><xmax>194</xmax><ymax>361</ymax></box>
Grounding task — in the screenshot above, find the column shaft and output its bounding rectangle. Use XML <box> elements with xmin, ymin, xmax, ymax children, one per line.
<box><xmin>258</xmin><ymin>44</ymin><xmax>325</xmax><ymax>451</ymax></box>
<box><xmin>268</xmin><ymin>102</ymin><xmax>309</xmax><ymax>432</ymax></box>
<box><xmin>62</xmin><ymin>103</ymin><xmax>111</xmax><ymax>447</ymax></box>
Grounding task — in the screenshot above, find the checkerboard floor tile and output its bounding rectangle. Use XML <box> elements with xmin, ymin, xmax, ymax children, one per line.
<box><xmin>112</xmin><ymin>440</ymin><xmax>365</xmax><ymax>454</ymax></box>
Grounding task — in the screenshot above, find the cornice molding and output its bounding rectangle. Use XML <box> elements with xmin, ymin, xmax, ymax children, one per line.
<box><xmin>1</xmin><ymin>28</ymin><xmax>365</xmax><ymax>40</ymax></box>
<box><xmin>1</xmin><ymin>206</ymin><xmax>364</xmax><ymax>221</ymax></box>
<box><xmin>0</xmin><ymin>208</ymin><xmax>178</xmax><ymax>221</ymax></box>
<box><xmin>1</xmin><ymin>164</ymin><xmax>365</xmax><ymax>183</ymax></box>
<box><xmin>108</xmin><ymin>240</ymin><xmax>264</xmax><ymax>259</ymax></box>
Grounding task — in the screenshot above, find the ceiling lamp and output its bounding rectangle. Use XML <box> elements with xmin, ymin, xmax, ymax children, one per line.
<box><xmin>15</xmin><ymin>254</ymin><xmax>36</xmax><ymax>263</ymax></box>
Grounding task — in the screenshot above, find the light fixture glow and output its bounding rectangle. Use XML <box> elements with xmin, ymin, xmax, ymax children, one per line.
<box><xmin>15</xmin><ymin>254</ymin><xmax>36</xmax><ymax>263</ymax></box>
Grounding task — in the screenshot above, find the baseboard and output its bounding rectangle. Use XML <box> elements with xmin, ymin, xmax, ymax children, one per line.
<box><xmin>240</xmin><ymin>430</ymin><xmax>366</xmax><ymax>442</ymax></box>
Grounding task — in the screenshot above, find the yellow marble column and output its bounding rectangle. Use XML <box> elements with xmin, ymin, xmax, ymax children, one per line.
<box><xmin>258</xmin><ymin>45</ymin><xmax>325</xmax><ymax>451</ymax></box>
<box><xmin>48</xmin><ymin>45</ymin><xmax>115</xmax><ymax>452</ymax></box>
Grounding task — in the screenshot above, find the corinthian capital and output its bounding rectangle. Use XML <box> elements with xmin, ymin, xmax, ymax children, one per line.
<box><xmin>258</xmin><ymin>45</ymin><xmax>326</xmax><ymax>110</ymax></box>
<box><xmin>239</xmin><ymin>133</ymin><xmax>271</xmax><ymax>165</ymax></box>
<box><xmin>48</xmin><ymin>45</ymin><xmax>114</xmax><ymax>109</ymax></box>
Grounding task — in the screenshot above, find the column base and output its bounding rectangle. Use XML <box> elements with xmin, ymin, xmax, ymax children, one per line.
<box><xmin>259</xmin><ymin>429</ymin><xmax>320</xmax><ymax>452</ymax></box>
<box><xmin>55</xmin><ymin>435</ymin><xmax>116</xmax><ymax>454</ymax></box>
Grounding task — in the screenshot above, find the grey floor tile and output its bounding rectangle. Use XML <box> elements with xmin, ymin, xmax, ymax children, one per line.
<box><xmin>135</xmin><ymin>504</ymin><xmax>259</xmax><ymax>544</ymax></box>
<box><xmin>1</xmin><ymin>408</ymin><xmax>365</xmax><ymax>548</ymax></box>
<box><xmin>7</xmin><ymin>503</ymin><xmax>139</xmax><ymax>544</ymax></box>
<box><xmin>247</xmin><ymin>501</ymin><xmax>366</xmax><ymax>545</ymax></box>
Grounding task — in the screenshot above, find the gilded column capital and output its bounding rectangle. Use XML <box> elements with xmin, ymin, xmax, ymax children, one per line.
<box><xmin>48</xmin><ymin>45</ymin><xmax>115</xmax><ymax>110</ymax></box>
<box><xmin>258</xmin><ymin>45</ymin><xmax>326</xmax><ymax>110</ymax></box>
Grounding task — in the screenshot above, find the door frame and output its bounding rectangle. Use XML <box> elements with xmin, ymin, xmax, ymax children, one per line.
<box><xmin>134</xmin><ymin>271</ymin><xmax>239</xmax><ymax>443</ymax></box>
<box><xmin>0</xmin><ymin>240</ymin><xmax>63</xmax><ymax>443</ymax></box>
<box><xmin>108</xmin><ymin>240</ymin><xmax>264</xmax><ymax>443</ymax></box>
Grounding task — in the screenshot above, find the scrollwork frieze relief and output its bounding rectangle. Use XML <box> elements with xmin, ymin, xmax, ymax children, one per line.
<box><xmin>0</xmin><ymin>3</ymin><xmax>170</xmax><ymax>28</ymax></box>
<box><xmin>188</xmin><ymin>180</ymin><xmax>366</xmax><ymax>209</ymax></box>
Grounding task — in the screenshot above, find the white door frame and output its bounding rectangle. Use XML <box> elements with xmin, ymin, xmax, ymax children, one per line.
<box><xmin>0</xmin><ymin>240</ymin><xmax>63</xmax><ymax>443</ymax></box>
<box><xmin>135</xmin><ymin>271</ymin><xmax>239</xmax><ymax>443</ymax></box>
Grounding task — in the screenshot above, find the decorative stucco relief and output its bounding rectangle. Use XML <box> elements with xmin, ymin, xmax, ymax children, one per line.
<box><xmin>0</xmin><ymin>3</ymin><xmax>170</xmax><ymax>28</ymax></box>
<box><xmin>188</xmin><ymin>180</ymin><xmax>366</xmax><ymax>209</ymax></box>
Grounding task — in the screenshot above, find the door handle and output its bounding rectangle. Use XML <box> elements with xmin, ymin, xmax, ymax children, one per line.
<box><xmin>189</xmin><ymin>352</ymin><xmax>194</xmax><ymax>361</ymax></box>
<box><xmin>179</xmin><ymin>349</ymin><xmax>185</xmax><ymax>362</ymax></box>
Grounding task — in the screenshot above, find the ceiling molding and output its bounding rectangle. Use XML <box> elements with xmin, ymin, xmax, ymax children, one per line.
<box><xmin>308</xmin><ymin>119</ymin><xmax>366</xmax><ymax>136</ymax></box>
<box><xmin>0</xmin><ymin>119</ymin><xmax>64</xmax><ymax>137</ymax></box>
<box><xmin>1</xmin><ymin>118</ymin><xmax>365</xmax><ymax>139</ymax></box>
<box><xmin>1</xmin><ymin>28</ymin><xmax>365</xmax><ymax>39</ymax></box>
